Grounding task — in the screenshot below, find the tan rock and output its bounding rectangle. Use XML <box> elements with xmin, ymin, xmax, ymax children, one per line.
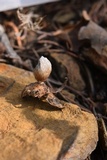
<box><xmin>0</xmin><ymin>63</ymin><xmax>98</xmax><ymax>160</ymax></box>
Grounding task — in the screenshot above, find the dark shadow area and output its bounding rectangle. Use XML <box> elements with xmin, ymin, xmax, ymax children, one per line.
<box><xmin>91</xmin><ymin>141</ymin><xmax>107</xmax><ymax>160</ymax></box>
<box><xmin>57</xmin><ymin>129</ymin><xmax>79</xmax><ymax>160</ymax></box>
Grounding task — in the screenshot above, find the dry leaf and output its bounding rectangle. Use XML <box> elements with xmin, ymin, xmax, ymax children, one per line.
<box><xmin>17</xmin><ymin>9</ymin><xmax>44</xmax><ymax>32</ymax></box>
<box><xmin>51</xmin><ymin>53</ymin><xmax>86</xmax><ymax>91</ymax></box>
<box><xmin>53</xmin><ymin>10</ymin><xmax>76</xmax><ymax>24</ymax></box>
<box><xmin>78</xmin><ymin>20</ymin><xmax>107</xmax><ymax>72</ymax></box>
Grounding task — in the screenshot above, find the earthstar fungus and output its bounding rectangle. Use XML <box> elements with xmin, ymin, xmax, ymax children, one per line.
<box><xmin>22</xmin><ymin>56</ymin><xmax>64</xmax><ymax>108</ymax></box>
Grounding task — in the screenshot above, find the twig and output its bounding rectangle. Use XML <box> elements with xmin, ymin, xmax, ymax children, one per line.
<box><xmin>5</xmin><ymin>21</ymin><xmax>23</xmax><ymax>48</ymax></box>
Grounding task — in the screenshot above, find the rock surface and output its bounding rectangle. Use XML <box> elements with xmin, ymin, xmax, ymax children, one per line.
<box><xmin>0</xmin><ymin>63</ymin><xmax>98</xmax><ymax>160</ymax></box>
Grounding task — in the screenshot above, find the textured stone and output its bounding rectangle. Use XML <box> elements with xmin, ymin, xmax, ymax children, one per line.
<box><xmin>0</xmin><ymin>63</ymin><xmax>98</xmax><ymax>160</ymax></box>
